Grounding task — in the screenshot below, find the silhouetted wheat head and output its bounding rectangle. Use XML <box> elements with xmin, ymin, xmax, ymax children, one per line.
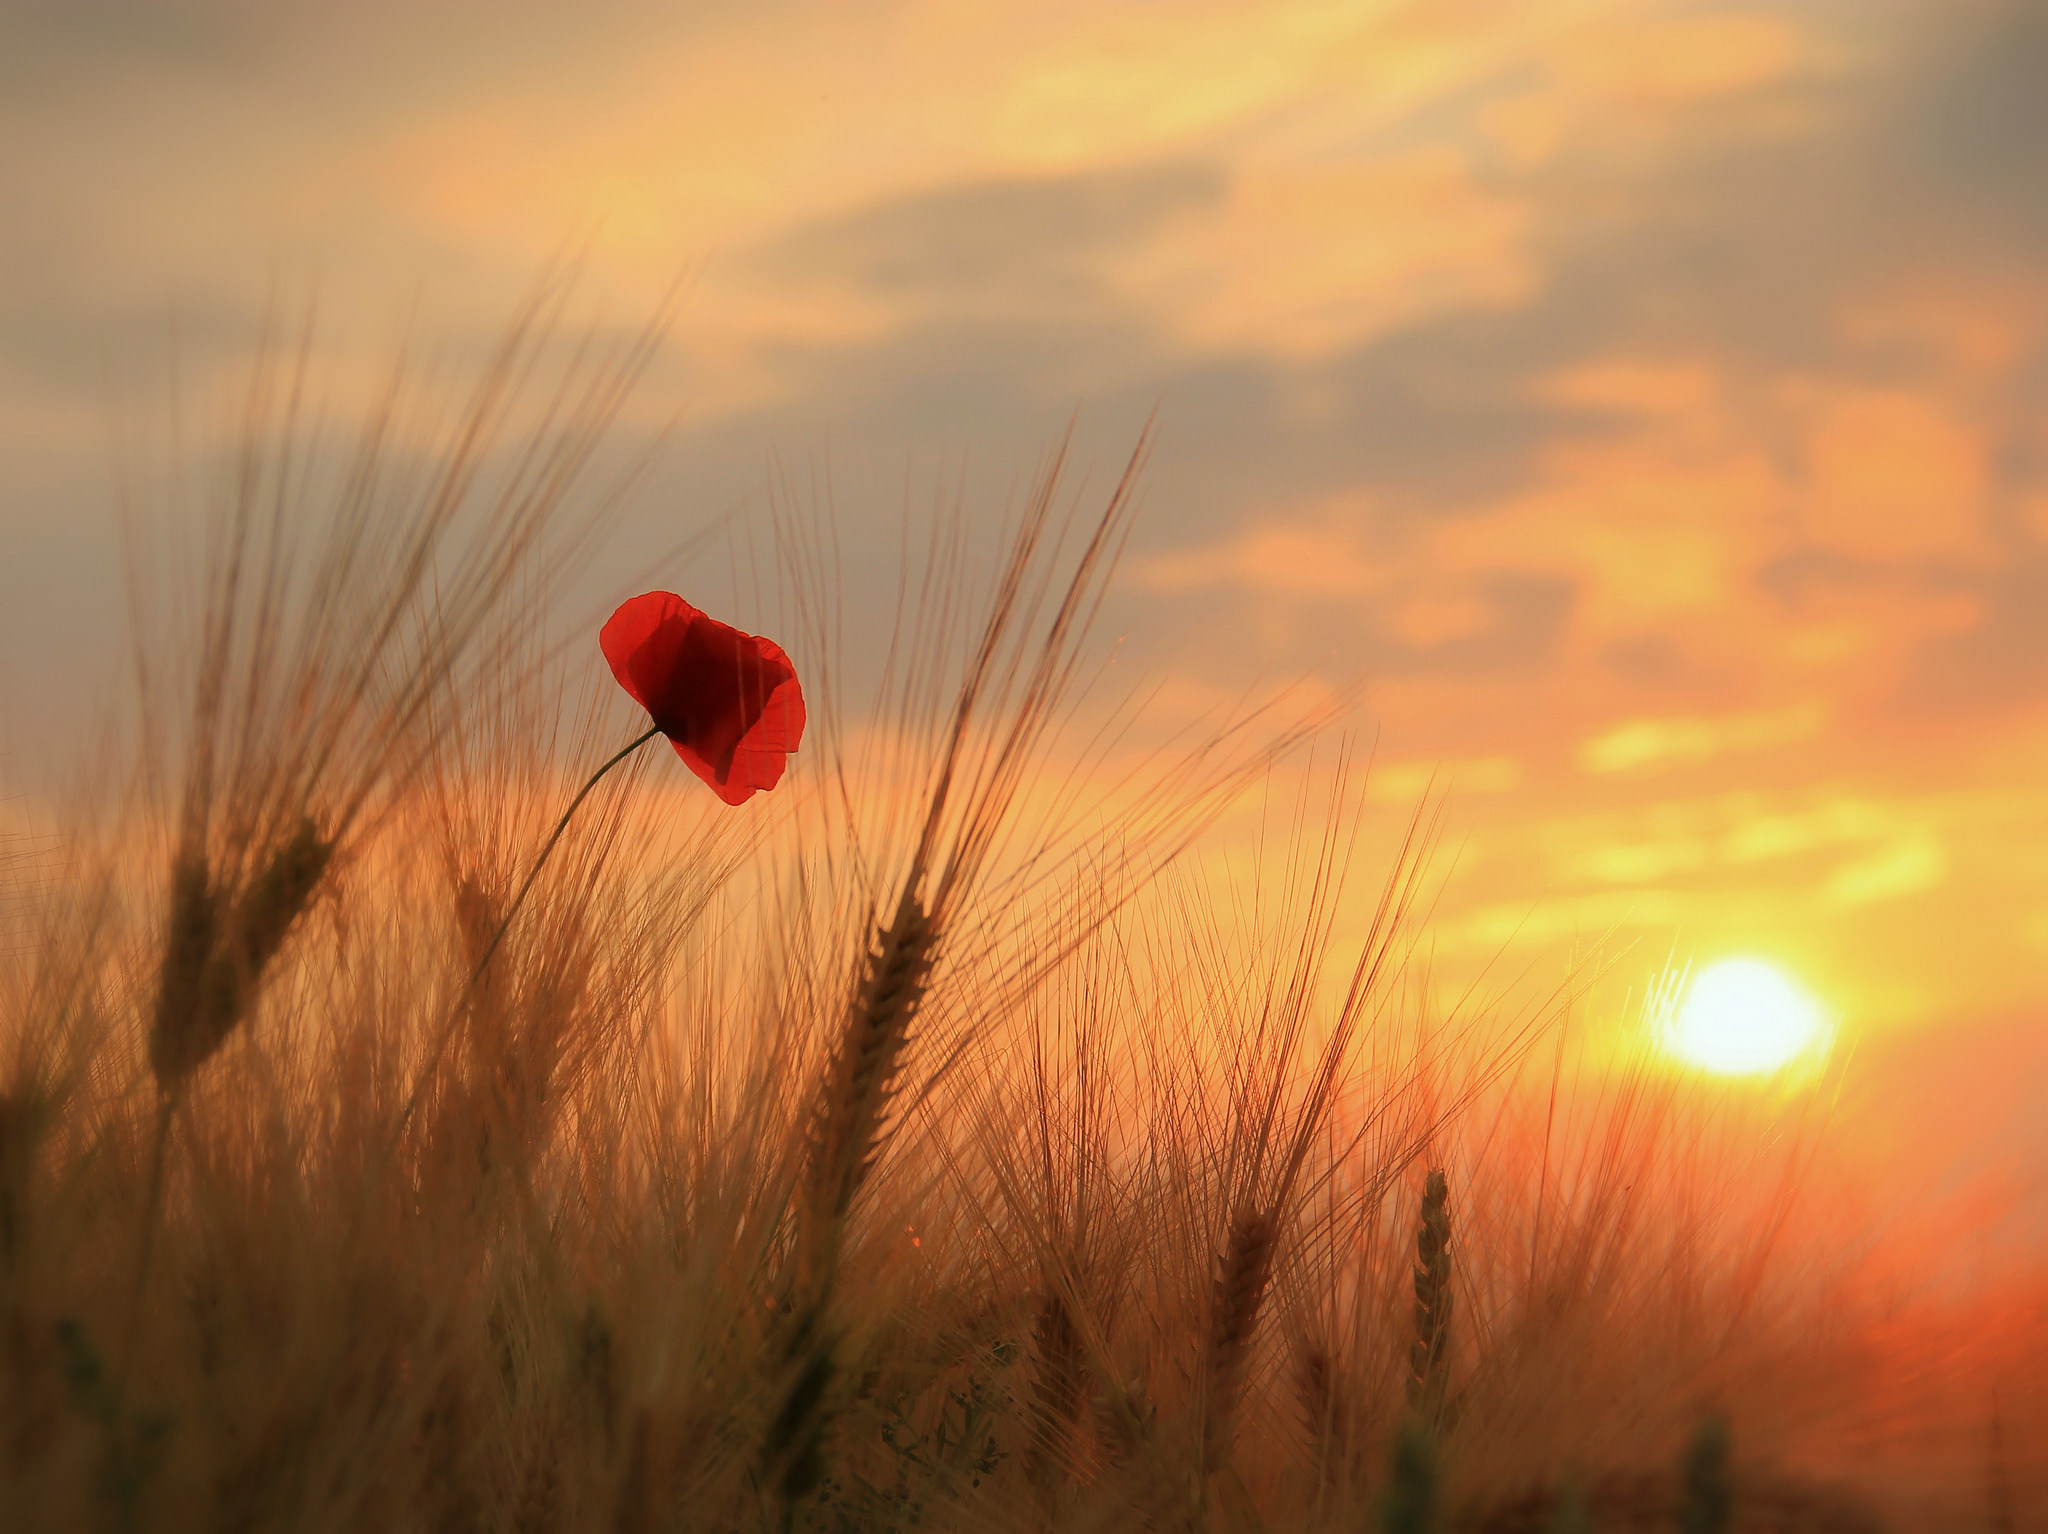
<box><xmin>149</xmin><ymin>815</ymin><xmax>333</xmax><ymax>1091</ymax></box>
<box><xmin>1204</xmin><ymin>1204</ymin><xmax>1279</xmax><ymax>1478</ymax></box>
<box><xmin>1409</xmin><ymin>1166</ymin><xmax>1453</xmax><ymax>1427</ymax></box>
<box><xmin>806</xmin><ymin>883</ymin><xmax>938</xmax><ymax>1266</ymax></box>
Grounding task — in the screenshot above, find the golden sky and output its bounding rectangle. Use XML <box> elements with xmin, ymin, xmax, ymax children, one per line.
<box><xmin>2</xmin><ymin>0</ymin><xmax>2045</xmax><ymax>1079</ymax></box>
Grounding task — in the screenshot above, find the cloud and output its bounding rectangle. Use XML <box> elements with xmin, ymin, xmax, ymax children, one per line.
<box><xmin>1131</xmin><ymin>500</ymin><xmax>1387</xmax><ymax>598</ymax></box>
<box><xmin>1127</xmin><ymin>500</ymin><xmax>1574</xmax><ymax>676</ymax></box>
<box><xmin>764</xmin><ymin>161</ymin><xmax>1225</xmax><ymax>304</ymax></box>
<box><xmin>1118</xmin><ymin>154</ymin><xmax>1537</xmax><ymax>362</ymax></box>
<box><xmin>1578</xmin><ymin>705</ymin><xmax>1824</xmax><ymax>775</ymax></box>
<box><xmin>1800</xmin><ymin>389</ymin><xmax>1992</xmax><ymax>564</ymax></box>
<box><xmin>763</xmin><ymin>149</ymin><xmax>1534</xmax><ymax>365</ymax></box>
<box><xmin>1898</xmin><ymin>0</ymin><xmax>2048</xmax><ymax>248</ymax></box>
<box><xmin>0</xmin><ymin>3</ymin><xmax>269</xmax><ymax>83</ymax></box>
<box><xmin>1367</xmin><ymin>755</ymin><xmax>1521</xmax><ymax>806</ymax></box>
<box><xmin>1901</xmin><ymin>550</ymin><xmax>2048</xmax><ymax>712</ymax></box>
<box><xmin>1825</xmin><ymin>830</ymin><xmax>1948</xmax><ymax>909</ymax></box>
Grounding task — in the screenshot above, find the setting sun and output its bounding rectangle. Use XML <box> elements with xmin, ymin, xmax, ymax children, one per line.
<box><xmin>1668</xmin><ymin>957</ymin><xmax>1832</xmax><ymax>1076</ymax></box>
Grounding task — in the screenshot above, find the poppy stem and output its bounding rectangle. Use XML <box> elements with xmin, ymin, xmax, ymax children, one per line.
<box><xmin>393</xmin><ymin>722</ymin><xmax>662</xmax><ymax>1134</ymax></box>
<box><xmin>463</xmin><ymin>722</ymin><xmax>662</xmax><ymax>992</ymax></box>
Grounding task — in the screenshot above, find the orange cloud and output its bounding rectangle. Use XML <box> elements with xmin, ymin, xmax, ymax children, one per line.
<box><xmin>1802</xmin><ymin>389</ymin><xmax>1992</xmax><ymax>564</ymax></box>
<box><xmin>1558</xmin><ymin>11</ymin><xmax>1805</xmax><ymax>104</ymax></box>
<box><xmin>1120</xmin><ymin>154</ymin><xmax>1536</xmax><ymax>361</ymax></box>
<box><xmin>1132</xmin><ymin>500</ymin><xmax>1386</xmax><ymax>596</ymax></box>
<box><xmin>1368</xmin><ymin>755</ymin><xmax>1521</xmax><ymax>805</ymax></box>
<box><xmin>1579</xmin><ymin>706</ymin><xmax>1824</xmax><ymax>775</ymax></box>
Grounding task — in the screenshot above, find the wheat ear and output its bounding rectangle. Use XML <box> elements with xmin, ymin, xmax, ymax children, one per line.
<box><xmin>148</xmin><ymin>815</ymin><xmax>335</xmax><ymax>1090</ymax></box>
<box><xmin>1406</xmin><ymin>1168</ymin><xmax>1452</xmax><ymax>1426</ymax></box>
<box><xmin>1203</xmin><ymin>1205</ymin><xmax>1279</xmax><ymax>1478</ymax></box>
<box><xmin>804</xmin><ymin>882</ymin><xmax>936</xmax><ymax>1265</ymax></box>
<box><xmin>1026</xmin><ymin>1276</ymin><xmax>1088</xmax><ymax>1502</ymax></box>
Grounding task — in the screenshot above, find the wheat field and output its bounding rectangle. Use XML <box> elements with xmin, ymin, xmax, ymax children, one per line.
<box><xmin>1</xmin><ymin>313</ymin><xmax>2041</xmax><ymax>1533</ymax></box>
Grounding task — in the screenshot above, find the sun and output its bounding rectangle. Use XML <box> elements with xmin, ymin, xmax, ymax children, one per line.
<box><xmin>1667</xmin><ymin>958</ymin><xmax>1832</xmax><ymax>1076</ymax></box>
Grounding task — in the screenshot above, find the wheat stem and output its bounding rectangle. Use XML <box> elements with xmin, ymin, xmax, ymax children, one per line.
<box><xmin>1680</xmin><ymin>1414</ymin><xmax>1732</xmax><ymax>1534</ymax></box>
<box><xmin>1027</xmin><ymin>1279</ymin><xmax>1087</xmax><ymax>1503</ymax></box>
<box><xmin>119</xmin><ymin>1095</ymin><xmax>178</xmax><ymax>1372</ymax></box>
<box><xmin>1381</xmin><ymin>1414</ymin><xmax>1439</xmax><ymax>1534</ymax></box>
<box><xmin>764</xmin><ymin>880</ymin><xmax>937</xmax><ymax>1506</ymax></box>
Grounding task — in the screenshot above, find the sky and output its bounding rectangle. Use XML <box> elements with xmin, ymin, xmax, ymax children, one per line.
<box><xmin>2</xmin><ymin>1</ymin><xmax>2045</xmax><ymax>1134</ymax></box>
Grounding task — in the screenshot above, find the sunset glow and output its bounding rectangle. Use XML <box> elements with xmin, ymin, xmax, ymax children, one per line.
<box><xmin>1668</xmin><ymin>958</ymin><xmax>1831</xmax><ymax>1076</ymax></box>
<box><xmin>1</xmin><ymin>4</ymin><xmax>2044</xmax><ymax>1143</ymax></box>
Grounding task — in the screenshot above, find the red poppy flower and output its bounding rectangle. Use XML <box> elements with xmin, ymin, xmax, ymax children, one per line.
<box><xmin>600</xmin><ymin>592</ymin><xmax>805</xmax><ymax>805</ymax></box>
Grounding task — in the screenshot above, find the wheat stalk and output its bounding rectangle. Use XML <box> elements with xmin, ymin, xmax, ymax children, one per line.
<box><xmin>756</xmin><ymin>434</ymin><xmax>1164</xmax><ymax>1514</ymax></box>
<box><xmin>129</xmin><ymin>813</ymin><xmax>333</xmax><ymax>1366</ymax></box>
<box><xmin>762</xmin><ymin>881</ymin><xmax>936</xmax><ymax>1503</ymax></box>
<box><xmin>1381</xmin><ymin>1413</ymin><xmax>1439</xmax><ymax>1534</ymax></box>
<box><xmin>0</xmin><ymin>1087</ymin><xmax>46</xmax><ymax>1277</ymax></box>
<box><xmin>1680</xmin><ymin>1414</ymin><xmax>1732</xmax><ymax>1534</ymax></box>
<box><xmin>1296</xmin><ymin>1340</ymin><xmax>1352</xmax><ymax>1503</ymax></box>
<box><xmin>1026</xmin><ymin>1274</ymin><xmax>1089</xmax><ymax>1502</ymax></box>
<box><xmin>1546</xmin><ymin>1482</ymin><xmax>1594</xmax><ymax>1534</ymax></box>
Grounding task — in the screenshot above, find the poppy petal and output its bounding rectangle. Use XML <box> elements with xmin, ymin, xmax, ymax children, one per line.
<box><xmin>737</xmin><ymin>668</ymin><xmax>806</xmax><ymax>754</ymax></box>
<box><xmin>600</xmin><ymin>591</ymin><xmax>805</xmax><ymax>805</ymax></box>
<box><xmin>599</xmin><ymin>591</ymin><xmax>696</xmax><ymax>718</ymax></box>
<box><xmin>671</xmin><ymin>738</ymin><xmax>761</xmax><ymax>806</ymax></box>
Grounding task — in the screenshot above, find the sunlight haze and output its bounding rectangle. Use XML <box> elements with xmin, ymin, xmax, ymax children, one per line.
<box><xmin>1668</xmin><ymin>956</ymin><xmax>1832</xmax><ymax>1076</ymax></box>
